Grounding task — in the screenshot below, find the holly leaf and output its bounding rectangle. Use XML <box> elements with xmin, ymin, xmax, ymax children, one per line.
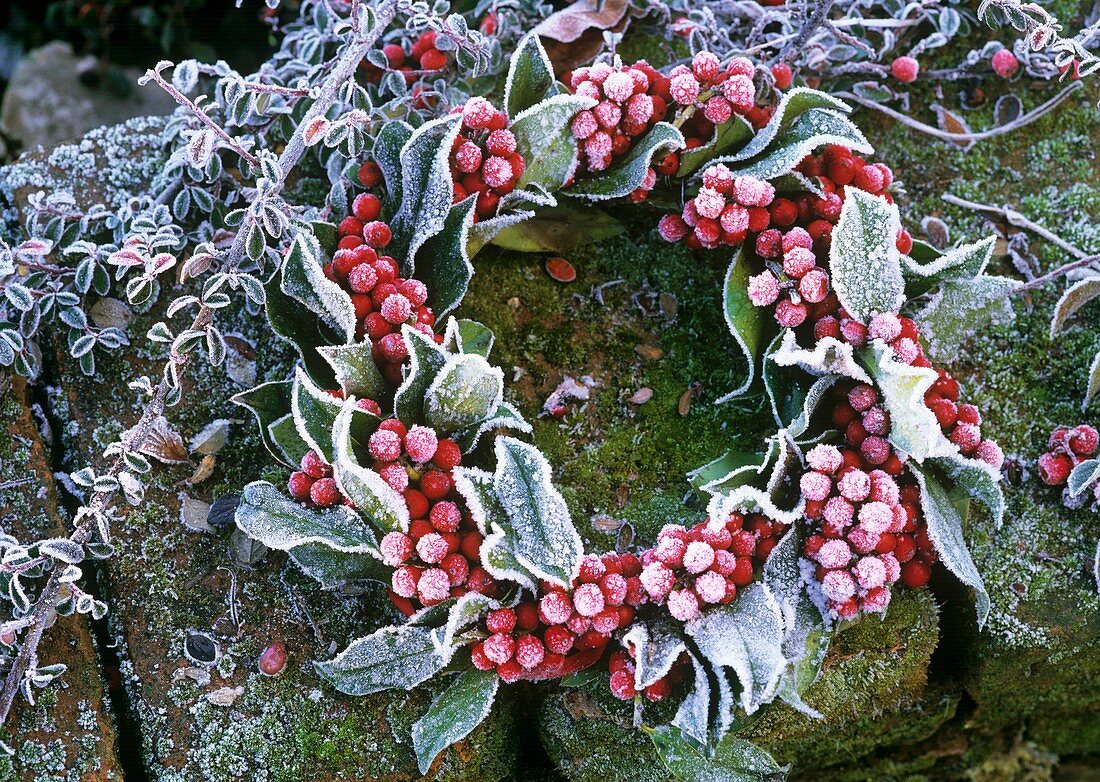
<box><xmin>452</xmin><ymin>400</ymin><xmax>532</xmax><ymax>453</ymax></box>
<box><xmin>762</xmin><ymin>332</ymin><xmax>839</xmax><ymax>432</ymax></box>
<box><xmin>318</xmin><ymin>342</ymin><xmax>388</xmax><ymax>402</ymax></box>
<box><xmin>1085</xmin><ymin>350</ymin><xmax>1100</xmax><ymax>411</ymax></box>
<box><xmin>929</xmin><ymin>453</ymin><xmax>1005</xmax><ymax>525</ymax></box>
<box><xmin>332</xmin><ymin>403</ymin><xmax>410</xmax><ymax>534</ymax></box>
<box><xmin>567</xmin><ymin>122</ymin><xmax>685</xmax><ymax>201</ymax></box>
<box><xmin>490</xmin><ymin>202</ymin><xmax>623</xmax><ymax>253</ymax></box>
<box><xmin>316</xmin><ymin>625</ymin><xmax>449</xmax><ymax>696</ymax></box>
<box><xmin>1050</xmin><ymin>275</ymin><xmax>1100</xmax><ymax>338</ymax></box>
<box><xmin>291</xmin><ymin>366</ymin><xmax>342</xmax><ymax>463</ymax></box>
<box><xmin>267</xmin><ymin>413</ymin><xmax>310</xmax><ymax>468</ymax></box>
<box><xmin>505</xmin><ymin>33</ymin><xmax>556</xmax><ymax>117</ymax></box>
<box><xmin>265</xmin><ymin>258</ymin><xmax>340</xmax><ymax>385</ymax></box>
<box><xmin>716</xmin><ymin>247</ymin><xmax>775</xmax><ymax>403</ymax></box>
<box><xmin>672</xmin><ymin>650</ymin><xmax>729</xmax><ymax>745</ymax></box>
<box><xmin>395</xmin><ymin>326</ymin><xmax>450</xmax><ymax>424</ymax></box>
<box><xmin>677</xmin><ymin>116</ymin><xmax>753</xmax><ymax>178</ymax></box>
<box><xmin>699</xmin><ymin>433</ymin><xmax>805</xmax><ymax>526</ymax></box>
<box><xmin>444</xmin><ymin>317</ymin><xmax>495</xmax><ymax>358</ymax></box>
<box><xmin>910</xmin><ymin>462</ymin><xmax>990</xmax><ymax>627</ymax></box>
<box><xmin>917</xmin><ymin>275</ymin><xmax>1019</xmax><ymax>361</ymax></box>
<box><xmin>414</xmin><ymin>194</ymin><xmax>477</xmax><ymax>319</ymax></box>
<box><xmin>829</xmin><ymin>188</ymin><xmax>905</xmax><ymax>322</ymax></box>
<box><xmin>621</xmin><ymin>619</ymin><xmax>686</xmax><ymax>691</ymax></box>
<box><xmin>390</xmin><ymin>114</ymin><xmax>463</xmax><ymax>269</ymax></box>
<box><xmin>720</xmin><ymin>87</ymin><xmax>855</xmax><ymax>165</ymax></box>
<box><xmin>649</xmin><ymin>726</ymin><xmax>787</xmax><ymax>782</ymax></box>
<box><xmin>424</xmin><ymin>353</ymin><xmax>505</xmax><ymax>434</ymax></box>
<box><xmin>231</xmin><ymin>380</ymin><xmax>301</xmax><ymax>468</ymax></box>
<box><xmin>902</xmin><ymin>236</ymin><xmax>996</xmax><ymax>298</ymax></box>
<box><xmin>684</xmin><ymin>582</ymin><xmax>786</xmax><ymax>715</ymax></box>
<box><xmin>1067</xmin><ymin>459</ymin><xmax>1100</xmax><ymax>498</ymax></box>
<box><xmin>374</xmin><ymin>120</ymin><xmax>413</xmax><ymax>212</ymax></box>
<box><xmin>770</xmin><ymin>330</ymin><xmax>872</xmax><ymax>385</ymax></box>
<box><xmin>412</xmin><ymin>668</ymin><xmax>500</xmax><ymax>774</ymax></box>
<box><xmin>281</xmin><ymin>232</ymin><xmax>357</xmax><ymax>343</ymax></box>
<box><xmin>724</xmin><ymin>108</ymin><xmax>872</xmax><ymax>181</ymax></box>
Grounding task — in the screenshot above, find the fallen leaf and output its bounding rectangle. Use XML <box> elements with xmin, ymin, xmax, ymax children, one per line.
<box><xmin>635</xmin><ymin>344</ymin><xmax>663</xmax><ymax>361</ymax></box>
<box><xmin>932</xmin><ymin>104</ymin><xmax>975</xmax><ymax>150</ymax></box>
<box><xmin>678</xmin><ymin>387</ymin><xmax>694</xmax><ymax>417</ymax></box>
<box><xmin>180</xmin><ymin>495</ymin><xmax>214</xmax><ymax>533</ymax></box>
<box><xmin>205</xmin><ymin>686</ymin><xmax>244</xmax><ymax>707</ymax></box>
<box><xmin>128</xmin><ymin>416</ymin><xmax>191</xmax><ymax>465</ymax></box>
<box><xmin>534</xmin><ymin>0</ymin><xmax>631</xmax><ymax>43</ymax></box>
<box><xmin>224</xmin><ymin>335</ymin><xmax>257</xmax><ymax>388</ymax></box>
<box><xmin>921</xmin><ymin>216</ymin><xmax>950</xmax><ymax>250</ymax></box>
<box><xmin>191</xmin><ymin>419</ymin><xmax>232</xmax><ymax>455</ymax></box>
<box><xmin>659</xmin><ymin>293</ymin><xmax>678</xmax><ymax>319</ymax></box>
<box><xmin>628</xmin><ymin>387</ymin><xmax>653</xmax><ymax>404</ymax></box>
<box><xmin>591</xmin><ymin>514</ymin><xmax>625</xmax><ymax>533</ymax></box>
<box><xmin>89</xmin><ymin>297</ymin><xmax>133</xmax><ymax>329</ymax></box>
<box><xmin>615</xmin><ymin>482</ymin><xmax>629</xmax><ymax>507</ymax></box>
<box><xmin>172</xmin><ymin>666</ymin><xmax>211</xmax><ymax>686</ymax></box>
<box><xmin>230</xmin><ymin>527</ymin><xmax>268</xmax><ymax>567</ymax></box>
<box><xmin>546</xmin><ymin>256</ymin><xmax>577</xmax><ymax>283</ymax></box>
<box><xmin>185</xmin><ymin>454</ymin><xmax>217</xmax><ymax>486</ymax></box>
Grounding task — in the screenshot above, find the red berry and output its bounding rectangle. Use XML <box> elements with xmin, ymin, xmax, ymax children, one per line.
<box><xmin>420</xmin><ymin>469</ymin><xmax>452</xmax><ymax>500</ymax></box>
<box><xmin>1037</xmin><ymin>452</ymin><xmax>1072</xmax><ymax>486</ymax></box>
<box><xmin>363</xmin><ymin>221</ymin><xmax>393</xmax><ymax>248</ymax></box>
<box><xmin>900</xmin><ymin>559</ymin><xmax>931</xmax><ymax>588</ymax></box>
<box><xmin>358</xmin><ymin>161</ymin><xmax>382</xmax><ymax>188</ymax></box>
<box><xmin>433</xmin><ymin>439</ymin><xmax>462</xmax><ymax>470</ymax></box>
<box><xmin>890</xmin><ymin>56</ymin><xmax>920</xmax><ymax>83</ymax></box>
<box><xmin>486</xmin><ymin>608</ymin><xmax>517</xmax><ymax>634</ymax></box>
<box><xmin>382</xmin><ymin>43</ymin><xmax>406</xmax><ymax>68</ymax></box>
<box><xmin>420</xmin><ymin>48</ymin><xmax>448</xmax><ymax>71</ymax></box>
<box><xmin>309</xmin><ymin>477</ymin><xmax>341</xmax><ymax>507</ymax></box>
<box><xmin>1070</xmin><ymin>425</ymin><xmax>1099</xmax><ymax>456</ymax></box>
<box><xmin>352</xmin><ymin>193</ymin><xmax>382</xmax><ymax>222</ymax></box>
<box><xmin>991</xmin><ymin>48</ymin><xmax>1019</xmax><ymax>78</ymax></box>
<box><xmin>288</xmin><ymin>471</ymin><xmax>314</xmax><ymax>500</ymax></box>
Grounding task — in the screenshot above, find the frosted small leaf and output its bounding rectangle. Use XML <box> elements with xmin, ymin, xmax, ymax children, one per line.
<box><xmin>724</xmin><ymin>87</ymin><xmax>856</xmax><ymax>164</ymax></box>
<box><xmin>622</xmin><ymin>619</ymin><xmax>686</xmax><ymax>691</ymax></box>
<box><xmin>190</xmin><ymin>419</ymin><xmax>231</xmax><ymax>455</ymax></box>
<box><xmin>232</xmin><ymin>381</ymin><xmax>296</xmax><ymax>467</ymax></box>
<box><xmin>512</xmin><ymin>94</ymin><xmax>595</xmax><ymax>194</ymax></box>
<box><xmin>479</xmin><ymin>529</ymin><xmax>539</xmax><ymax>591</ymax></box>
<box><xmin>763</xmin><ymin>331</ymin><xmax>839</xmax><ymax>431</ymax></box>
<box><xmin>452</xmin><ymin>401</ymin><xmax>532</xmax><ymax>453</ymax></box>
<box><xmin>373</xmin><ymin>120</ymin><xmax>413</xmax><ymax>209</ymax></box>
<box><xmin>1049</xmin><ymin>276</ymin><xmax>1100</xmax><ymax>339</ymax></box>
<box><xmin>432</xmin><ymin>592</ymin><xmax>500</xmax><ymax>655</ymax></box>
<box><xmin>917</xmin><ymin>275</ymin><xmax>1019</xmax><ymax>361</ymax></box>
<box><xmin>864</xmin><ymin>342</ymin><xmax>956</xmax><ymax>462</ymax></box>
<box><xmin>414</xmin><ymin>195</ymin><xmax>477</xmax><ymax>320</ymax></box>
<box><xmin>1067</xmin><ymin>459</ymin><xmax>1100</xmax><ymax>498</ymax></box>
<box><xmin>412</xmin><ymin>668</ymin><xmax>499</xmax><ymax>775</ymax></box>
<box><xmin>332</xmin><ymin>403</ymin><xmax>410</xmax><ymax>534</ymax></box>
<box><xmin>829</xmin><ymin>188</ymin><xmax>905</xmax><ymax>321</ymax></box>
<box><xmin>910</xmin><ymin>462</ymin><xmax>990</xmax><ymax>627</ymax></box>
<box><xmin>453</xmin><ymin>466</ymin><xmax>504</xmax><ymax>536</ymax></box>
<box><xmin>444</xmin><ymin>317</ymin><xmax>495</xmax><ymax>358</ymax></box>
<box><xmin>318</xmin><ymin>342</ymin><xmax>388</xmax><ymax>401</ymax></box>
<box><xmin>902</xmin><ymin>235</ymin><xmax>996</xmax><ymax>298</ymax></box>
<box><xmin>291</xmin><ymin>366</ymin><xmax>342</xmax><ymax>463</ymax></box>
<box><xmin>395</xmin><ymin>326</ymin><xmax>450</xmax><ymax>425</ymax></box>
<box><xmin>700</xmin><ymin>433</ymin><xmax>805</xmax><ymax>526</ymax></box>
<box><xmin>424</xmin><ymin>354</ymin><xmax>505</xmax><ymax>434</ymax></box>
<box><xmin>567</xmin><ymin>122</ymin><xmax>685</xmax><ymax>201</ymax></box>
<box><xmin>929</xmin><ymin>453</ymin><xmax>1005</xmax><ymax>525</ymax></box>
<box><xmin>672</xmin><ymin>651</ymin><xmax>714</xmax><ymax>746</ymax></box>
<box><xmin>770</xmin><ymin>330</ymin><xmax>871</xmax><ymax>385</ymax></box>
<box><xmin>723</xmin><ymin>108</ymin><xmax>873</xmax><ymax>181</ymax></box>
<box><xmin>469</xmin><ymin>210</ymin><xmax>536</xmax><ymax>257</ymax></box>
<box><xmin>678</xmin><ymin>116</ymin><xmax>753</xmax><ymax>178</ymax></box>
<box><xmin>684</xmin><ymin>583</ymin><xmax>786</xmax><ymax>715</ymax></box>
<box><xmin>504</xmin><ymin>33</ymin><xmax>555</xmax><ymax>117</ymax></box>
<box><xmin>316</xmin><ymin>625</ymin><xmax>447</xmax><ymax>696</ymax></box>
<box><xmin>267</xmin><ymin>414</ymin><xmax>309</xmax><ymax>468</ymax></box>
<box><xmin>1085</xmin><ymin>350</ymin><xmax>1100</xmax><ymax>411</ymax></box>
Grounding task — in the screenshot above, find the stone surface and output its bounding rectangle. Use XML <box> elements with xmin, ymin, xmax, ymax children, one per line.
<box><xmin>0</xmin><ymin>41</ymin><xmax>177</xmax><ymax>151</ymax></box>
<box><xmin>0</xmin><ymin>374</ymin><xmax>122</xmax><ymax>781</ymax></box>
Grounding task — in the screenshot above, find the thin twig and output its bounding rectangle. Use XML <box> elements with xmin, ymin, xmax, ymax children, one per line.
<box><xmin>1011</xmin><ymin>254</ymin><xmax>1100</xmax><ymax>294</ymax></box>
<box><xmin>778</xmin><ymin>0</ymin><xmax>838</xmax><ymax>65</ymax></box>
<box><xmin>941</xmin><ymin>193</ymin><xmax>1091</xmax><ymax>260</ymax></box>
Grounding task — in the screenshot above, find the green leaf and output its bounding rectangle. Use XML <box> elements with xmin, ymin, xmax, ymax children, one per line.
<box><xmin>716</xmin><ymin>247</ymin><xmax>775</xmax><ymax>403</ymax></box>
<box><xmin>512</xmin><ymin>94</ymin><xmax>595</xmax><ymax>194</ymax></box>
<box><xmin>1085</xmin><ymin>350</ymin><xmax>1100</xmax><ymax>411</ymax></box>
<box><xmin>311</xmin><ymin>220</ymin><xmax>339</xmax><ymax>257</ymax></box>
<box><xmin>567</xmin><ymin>122</ymin><xmax>685</xmax><ymax>201</ymax></box>
<box><xmin>677</xmin><ymin>116</ymin><xmax>754</xmax><ymax>178</ymax></box>
<box><xmin>332</xmin><ymin>403</ymin><xmax>410</xmax><ymax>533</ymax></box>
<box><xmin>1067</xmin><ymin>459</ymin><xmax>1100</xmax><ymax>498</ymax></box>
<box><xmin>828</xmin><ymin>188</ymin><xmax>905</xmax><ymax>321</ymax></box>
<box><xmin>265</xmin><ymin>267</ymin><xmax>339</xmax><ymax>385</ymax></box>
<box><xmin>862</xmin><ymin>342</ymin><xmax>956</xmax><ymax>462</ymax></box>
<box><xmin>684</xmin><ymin>583</ymin><xmax>786</xmax><ymax>715</ymax></box>
<box><xmin>267</xmin><ymin>413</ymin><xmax>310</xmax><ymax>467</ymax></box>
<box><xmin>649</xmin><ymin>726</ymin><xmax>787</xmax><ymax>782</ymax></box>
<box><xmin>412</xmin><ymin>668</ymin><xmax>500</xmax><ymax>775</ymax></box>
<box><xmin>929</xmin><ymin>453</ymin><xmax>1005</xmax><ymax>524</ymax></box>
<box><xmin>318</xmin><ymin>342</ymin><xmax>388</xmax><ymax>402</ymax></box>
<box><xmin>291</xmin><ymin>366</ymin><xmax>342</xmax><ymax>463</ymax></box>
<box><xmin>725</xmin><ymin>108</ymin><xmax>873</xmax><ymax>181</ymax></box>
<box><xmin>424</xmin><ymin>354</ymin><xmax>504</xmax><ymax>435</ymax></box>
<box><xmin>504</xmin><ymin>33</ymin><xmax>555</xmax><ymax>117</ymax></box>
<box><xmin>902</xmin><ymin>236</ymin><xmax>996</xmax><ymax>298</ymax></box>
<box><xmin>698</xmin><ymin>433</ymin><xmax>805</xmax><ymax>526</ymax></box>
<box><xmin>231</xmin><ymin>381</ymin><xmax>299</xmax><ymax>468</ymax></box>
<box><xmin>235</xmin><ymin>481</ymin><xmax>386</xmax><ymax>588</ymax></box>
<box><xmin>452</xmin><ymin>400</ymin><xmax>531</xmax><ymax>453</ymax></box>
<box><xmin>621</xmin><ymin>619</ymin><xmax>687</xmax><ymax>691</ymax></box>
<box><xmin>917</xmin><ymin>275</ymin><xmax>1019</xmax><ymax>361</ymax></box>
<box><xmin>414</xmin><ymin>195</ymin><xmax>477</xmax><ymax>319</ymax></box>
<box><xmin>910</xmin><ymin>462</ymin><xmax>990</xmax><ymax>627</ymax></box>
<box><xmin>316</xmin><ymin>625</ymin><xmax>448</xmax><ymax>696</ymax></box>
<box><xmin>390</xmin><ymin>114</ymin><xmax>464</xmax><ymax>269</ymax></box>
<box><xmin>491</xmin><ymin>202</ymin><xmax>623</xmax><ymax>253</ymax></box>
<box><xmin>395</xmin><ymin>326</ymin><xmax>450</xmax><ymax>424</ymax></box>
<box><xmin>1050</xmin><ymin>275</ymin><xmax>1100</xmax><ymax>338</ymax></box>
<box><xmin>281</xmin><ymin>232</ymin><xmax>356</xmax><ymax>343</ymax></box>
<box><xmin>374</xmin><ymin>120</ymin><xmax>413</xmax><ymax>211</ymax></box>
<box><xmin>445</xmin><ymin>317</ymin><xmax>495</xmax><ymax>357</ymax></box>
<box><xmin>672</xmin><ymin>650</ymin><xmax>724</xmax><ymax>744</ymax></box>
<box><xmin>721</xmin><ymin>87</ymin><xmax>857</xmax><ymax>165</ymax></box>
<box><xmin>762</xmin><ymin>332</ymin><xmax>839</xmax><ymax>432</ymax></box>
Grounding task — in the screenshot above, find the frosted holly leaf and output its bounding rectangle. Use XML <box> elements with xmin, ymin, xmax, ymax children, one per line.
<box><xmin>770</xmin><ymin>330</ymin><xmax>872</xmax><ymax>385</ymax></box>
<box><xmin>1067</xmin><ymin>459</ymin><xmax>1100</xmax><ymax>498</ymax></box>
<box><xmin>468</xmin><ymin>209</ymin><xmax>537</xmax><ymax>257</ymax></box>
<box><xmin>395</xmin><ymin>325</ymin><xmax>450</xmax><ymax>424</ymax></box>
<box><xmin>444</xmin><ymin>317</ymin><xmax>495</xmax><ymax>358</ymax></box>
<box><xmin>785</xmin><ymin>376</ymin><xmax>839</xmax><ymax>441</ymax></box>
<box><xmin>720</xmin><ymin>87</ymin><xmax>857</xmax><ymax>165</ymax></box>
<box><xmin>452</xmin><ymin>401</ymin><xmax>532</xmax><ymax>453</ymax></box>
<box><xmin>567</xmin><ymin>122</ymin><xmax>685</xmax><ymax>201</ymax></box>
<box><xmin>412</xmin><ymin>668</ymin><xmax>500</xmax><ymax>775</ymax></box>
<box><xmin>763</xmin><ymin>530</ymin><xmax>828</xmax><ymax>719</ymax></box>
<box><xmin>490</xmin><ymin>437</ymin><xmax>584</xmax><ymax>587</ymax></box>
<box><xmin>701</xmin><ymin>432</ymin><xmax>805</xmax><ymax>526</ymax></box>
<box><xmin>828</xmin><ymin>188</ymin><xmax>905</xmax><ymax>322</ymax></box>
<box><xmin>901</xmin><ymin>235</ymin><xmax>996</xmax><ymax>298</ymax></box>
<box><xmin>504</xmin><ymin>33</ymin><xmax>556</xmax><ymax>117</ymax></box>
<box><xmin>452</xmin><ymin>466</ymin><xmax>505</xmax><ymax>536</ymax></box>
<box><xmin>232</xmin><ymin>380</ymin><xmax>300</xmax><ymax>468</ymax></box>
<box><xmin>621</xmin><ymin>619</ymin><xmax>686</xmax><ymax>691</ymax></box>
<box><xmin>264</xmin><ymin>269</ymin><xmax>340</xmax><ymax>385</ymax></box>
<box><xmin>414</xmin><ymin>195</ymin><xmax>477</xmax><ymax>320</ymax></box>
<box><xmin>672</xmin><ymin>650</ymin><xmax>718</xmax><ymax>746</ymax></box>
<box><xmin>762</xmin><ymin>331</ymin><xmax>839</xmax><ymax>431</ymax></box>
<box><xmin>724</xmin><ymin>109</ymin><xmax>873</xmax><ymax>182</ymax></box>
<box><xmin>678</xmin><ymin>116</ymin><xmax>753</xmax><ymax>178</ymax></box>
<box><xmin>929</xmin><ymin>453</ymin><xmax>1005</xmax><ymax>525</ymax></box>
<box><xmin>268</xmin><ymin>414</ymin><xmax>309</xmax><ymax>468</ymax></box>
<box><xmin>479</xmin><ymin>529</ymin><xmax>539</xmax><ymax>591</ymax></box>
<box><xmin>390</xmin><ymin>114</ymin><xmax>464</xmax><ymax>269</ymax></box>
<box><xmin>291</xmin><ymin>366</ymin><xmax>342</xmax><ymax>463</ymax></box>
<box><xmin>332</xmin><ymin>403</ymin><xmax>410</xmax><ymax>534</ymax></box>
<box><xmin>432</xmin><ymin>591</ymin><xmax>501</xmax><ymax>655</ymax></box>
<box><xmin>1049</xmin><ymin>275</ymin><xmax>1100</xmax><ymax>339</ymax></box>
<box><xmin>490</xmin><ymin>203</ymin><xmax>625</xmax><ymax>254</ymax></box>
<box><xmin>281</xmin><ymin>232</ymin><xmax>357</xmax><ymax>343</ymax></box>
<box><xmin>235</xmin><ymin>481</ymin><xmax>388</xmax><ymax>588</ymax></box>
<box><xmin>318</xmin><ymin>342</ymin><xmax>388</xmax><ymax>401</ymax></box>
<box><xmin>315</xmin><ymin>625</ymin><xmax>448</xmax><ymax>696</ymax></box>
<box><xmin>910</xmin><ymin>462</ymin><xmax>990</xmax><ymax>627</ymax></box>
<box><xmin>688</xmin><ymin>448</ymin><xmax>771</xmax><ymax>496</ymax></box>
<box><xmin>684</xmin><ymin>582</ymin><xmax>786</xmax><ymax>715</ymax></box>
<box><xmin>771</xmin><ymin>170</ymin><xmax>825</xmax><ymax>198</ymax></box>
<box><xmin>862</xmin><ymin>341</ymin><xmax>956</xmax><ymax>463</ymax></box>
<box><xmin>916</xmin><ymin>275</ymin><xmax>1019</xmax><ymax>362</ymax></box>
<box><xmin>716</xmin><ymin>248</ymin><xmax>774</xmax><ymax>404</ymax></box>
<box><xmin>512</xmin><ymin>94</ymin><xmax>595</xmax><ymax>195</ymax></box>
<box><xmin>424</xmin><ymin>353</ymin><xmax>505</xmax><ymax>434</ymax></box>
<box><xmin>373</xmin><ymin>120</ymin><xmax>413</xmax><ymax>211</ymax></box>
<box><xmin>1085</xmin><ymin>350</ymin><xmax>1100</xmax><ymax>411</ymax></box>
<box><xmin>648</xmin><ymin>726</ymin><xmax>787</xmax><ymax>782</ymax></box>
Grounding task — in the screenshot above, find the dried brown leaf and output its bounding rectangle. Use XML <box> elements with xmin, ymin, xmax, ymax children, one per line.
<box><xmin>129</xmin><ymin>416</ymin><xmax>191</xmax><ymax>465</ymax></box>
<box><xmin>635</xmin><ymin>344</ymin><xmax>663</xmax><ymax>361</ymax></box>
<box><xmin>628</xmin><ymin>387</ymin><xmax>653</xmax><ymax>404</ymax></box>
<box><xmin>185</xmin><ymin>454</ymin><xmax>218</xmax><ymax>486</ymax></box>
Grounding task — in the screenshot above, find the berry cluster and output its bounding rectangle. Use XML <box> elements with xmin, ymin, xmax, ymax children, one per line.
<box><xmin>638</xmin><ymin>513</ymin><xmax>788</xmax><ymax>623</ymax></box>
<box><xmin>325</xmin><ymin>191</ymin><xmax>441</xmax><ymax>385</ymax></box>
<box><xmin>799</xmin><ymin>437</ymin><xmax>935</xmax><ymax>620</ymax></box>
<box><xmin>361</xmin><ymin>31</ymin><xmax>449</xmax><ymax>85</ymax></box>
<box><xmin>288</xmin><ymin>449</ymin><xmax>346</xmax><ymax>508</ymax></box>
<box><xmin>1038</xmin><ymin>424</ymin><xmax>1099</xmax><ymax>487</ymax></box>
<box><xmin>923</xmin><ymin>367</ymin><xmax>1004</xmax><ymax>468</ymax></box>
<box><xmin>658</xmin><ymin>165</ymin><xmax>776</xmax><ymax>251</ymax></box>
<box><xmin>449</xmin><ymin>98</ymin><xmax>526</xmax><ymax>221</ymax></box>
<box><xmin>470</xmin><ymin>551</ymin><xmax>643</xmax><ymax>683</ymax></box>
<box><xmin>607</xmin><ymin>647</ymin><xmax>685</xmax><ymax>702</ymax></box>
